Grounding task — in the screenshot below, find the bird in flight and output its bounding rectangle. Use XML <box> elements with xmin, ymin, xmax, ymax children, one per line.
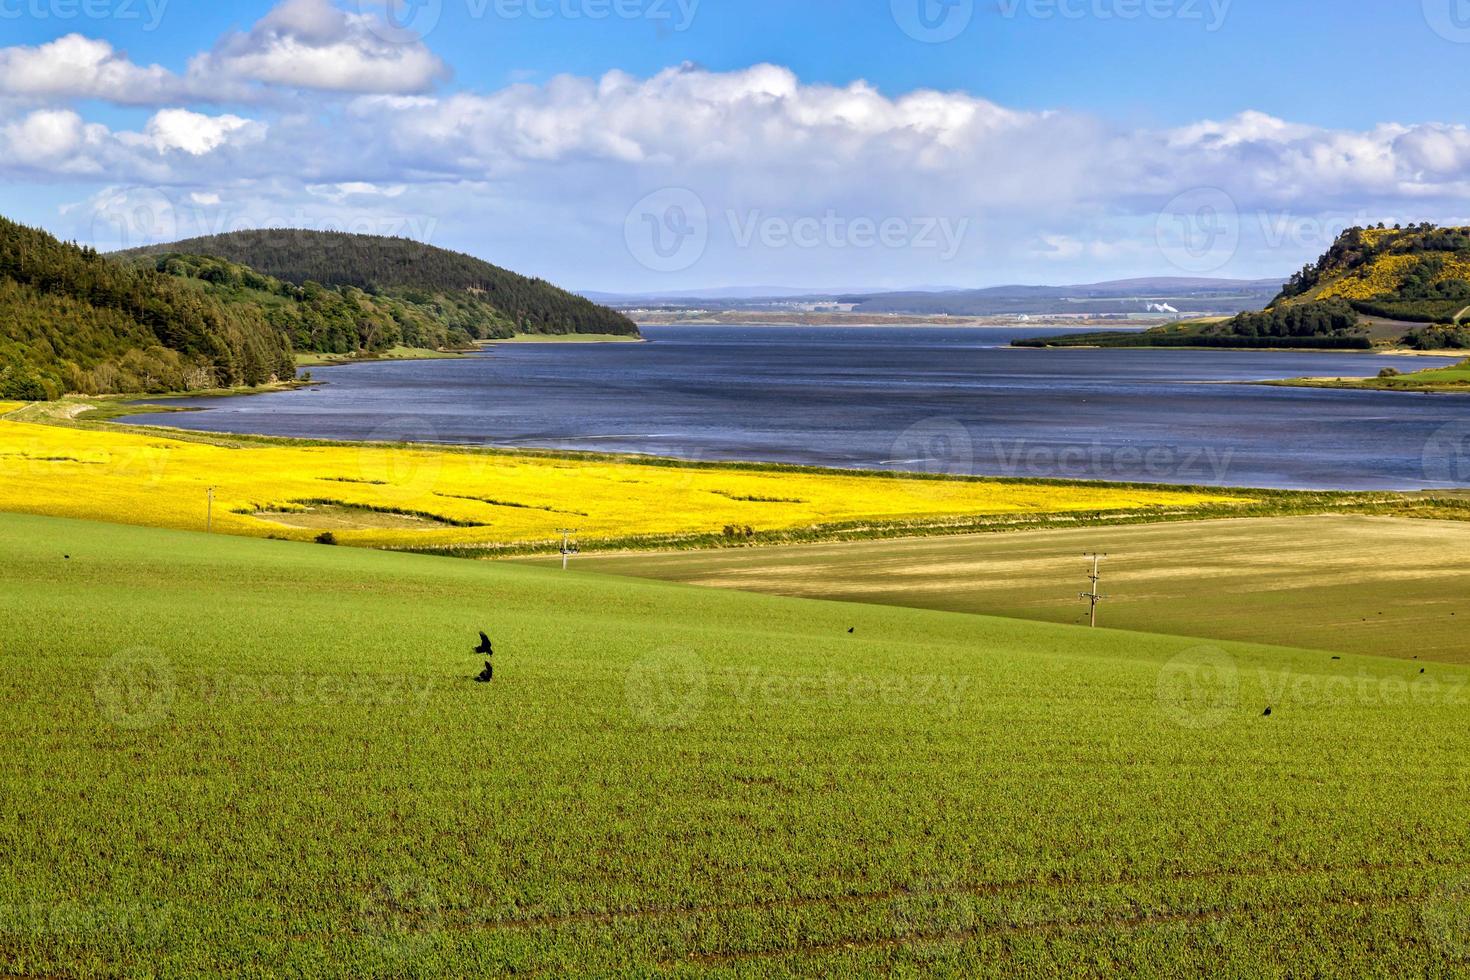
<box><xmin>475</xmin><ymin>632</ymin><xmax>494</xmax><ymax>656</ymax></box>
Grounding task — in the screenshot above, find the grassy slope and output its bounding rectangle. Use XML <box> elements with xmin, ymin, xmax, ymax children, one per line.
<box><xmin>1266</xmin><ymin>357</ymin><xmax>1470</xmax><ymax>393</ymax></box>
<box><xmin>570</xmin><ymin>515</ymin><xmax>1470</xmax><ymax>663</ymax></box>
<box><xmin>3</xmin><ymin>512</ymin><xmax>1470</xmax><ymax>976</ymax></box>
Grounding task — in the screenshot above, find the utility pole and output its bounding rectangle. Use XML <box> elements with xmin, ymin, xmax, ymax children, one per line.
<box><xmin>206</xmin><ymin>487</ymin><xmax>215</xmax><ymax>533</ymax></box>
<box><xmin>558</xmin><ymin>528</ymin><xmax>580</xmax><ymax>571</ymax></box>
<box><xmin>1080</xmin><ymin>552</ymin><xmax>1107</xmax><ymax>628</ymax></box>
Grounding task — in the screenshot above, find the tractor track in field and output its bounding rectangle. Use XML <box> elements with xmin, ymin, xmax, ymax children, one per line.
<box><xmin>297</xmin><ymin>855</ymin><xmax>1469</xmax><ymax>946</ymax></box>
<box><xmin>669</xmin><ymin>886</ymin><xmax>1447</xmax><ymax>967</ymax></box>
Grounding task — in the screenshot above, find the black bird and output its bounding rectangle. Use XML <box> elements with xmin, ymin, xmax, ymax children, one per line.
<box><xmin>475</xmin><ymin>662</ymin><xmax>494</xmax><ymax>683</ymax></box>
<box><xmin>474</xmin><ymin>632</ymin><xmax>494</xmax><ymax>656</ymax></box>
<box><xmin>1331</xmin><ymin>656</ymin><xmax>1341</xmax><ymax>661</ymax></box>
<box><xmin>848</xmin><ymin>627</ymin><xmax>856</xmax><ymax>635</ymax></box>
<box><xmin>1263</xmin><ymin>707</ymin><xmax>1273</xmax><ymax>717</ymax></box>
<box><xmin>1421</xmin><ymin>668</ymin><xmax>1426</xmax><ymax>674</ymax></box>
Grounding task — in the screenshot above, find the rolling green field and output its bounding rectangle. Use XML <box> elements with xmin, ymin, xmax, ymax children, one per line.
<box><xmin>567</xmin><ymin>515</ymin><xmax>1470</xmax><ymax>663</ymax></box>
<box><xmin>4</xmin><ymin>512</ymin><xmax>1470</xmax><ymax>975</ymax></box>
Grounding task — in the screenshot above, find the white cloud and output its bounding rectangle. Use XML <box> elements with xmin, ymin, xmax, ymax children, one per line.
<box><xmin>0</xmin><ymin>35</ymin><xmax>184</xmax><ymax>105</ymax></box>
<box><xmin>134</xmin><ymin>109</ymin><xmax>265</xmax><ymax>156</ymax></box>
<box><xmin>307</xmin><ymin>181</ymin><xmax>408</xmax><ymax>201</ymax></box>
<box><xmin>2</xmin><ymin>109</ymin><xmax>91</xmax><ymax>166</ymax></box>
<box><xmin>194</xmin><ymin>0</ymin><xmax>449</xmax><ymax>95</ymax></box>
<box><xmin>10</xmin><ymin>56</ymin><xmax>1470</xmax><ymax>285</ymax></box>
<box><xmin>0</xmin><ymin>1</ymin><xmax>448</xmax><ymax>106</ymax></box>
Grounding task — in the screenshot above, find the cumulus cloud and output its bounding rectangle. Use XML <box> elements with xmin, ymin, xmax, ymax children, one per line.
<box><xmin>9</xmin><ymin>55</ymin><xmax>1470</xmax><ymax>284</ymax></box>
<box><xmin>2</xmin><ymin>109</ymin><xmax>94</xmax><ymax>167</ymax></box>
<box><xmin>0</xmin><ymin>0</ymin><xmax>447</xmax><ymax>105</ymax></box>
<box><xmin>0</xmin><ymin>35</ymin><xmax>185</xmax><ymax>105</ymax></box>
<box><xmin>193</xmin><ymin>0</ymin><xmax>449</xmax><ymax>95</ymax></box>
<box><xmin>135</xmin><ymin>109</ymin><xmax>266</xmax><ymax>156</ymax></box>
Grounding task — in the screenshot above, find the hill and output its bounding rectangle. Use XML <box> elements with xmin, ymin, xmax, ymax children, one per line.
<box><xmin>0</xmin><ymin>217</ymin><xmax>296</xmax><ymax>399</ymax></box>
<box><xmin>122</xmin><ymin>230</ymin><xmax>638</xmax><ymax>340</ymax></box>
<box><xmin>844</xmin><ymin>277</ymin><xmax>1282</xmax><ymax>317</ymax></box>
<box><xmin>1273</xmin><ymin>223</ymin><xmax>1470</xmax><ymax>349</ymax></box>
<box><xmin>594</xmin><ymin>277</ymin><xmax>1282</xmax><ymax>318</ymax></box>
<box><xmin>6</xmin><ymin>510</ymin><xmax>1469</xmax><ymax>975</ymax></box>
<box><xmin>1016</xmin><ymin>225</ymin><xmax>1470</xmax><ymax>351</ymax></box>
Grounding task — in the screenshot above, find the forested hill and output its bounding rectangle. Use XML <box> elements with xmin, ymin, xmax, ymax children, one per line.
<box><xmin>121</xmin><ymin>230</ymin><xmax>638</xmax><ymax>338</ymax></box>
<box><xmin>0</xmin><ymin>217</ymin><xmax>295</xmax><ymax>399</ymax></box>
<box><xmin>1018</xmin><ymin>223</ymin><xmax>1470</xmax><ymax>351</ymax></box>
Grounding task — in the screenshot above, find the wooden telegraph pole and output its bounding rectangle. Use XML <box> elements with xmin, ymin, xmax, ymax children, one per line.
<box><xmin>206</xmin><ymin>487</ymin><xmax>215</xmax><ymax>533</ymax></box>
<box><xmin>1080</xmin><ymin>552</ymin><xmax>1107</xmax><ymax>628</ymax></box>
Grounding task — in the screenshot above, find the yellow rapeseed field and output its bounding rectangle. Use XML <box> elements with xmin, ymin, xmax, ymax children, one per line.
<box><xmin>0</xmin><ymin>402</ymin><xmax>1252</xmax><ymax>551</ymax></box>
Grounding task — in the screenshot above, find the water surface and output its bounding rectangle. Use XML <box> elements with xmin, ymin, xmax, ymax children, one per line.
<box><xmin>129</xmin><ymin>326</ymin><xmax>1470</xmax><ymax>491</ymax></box>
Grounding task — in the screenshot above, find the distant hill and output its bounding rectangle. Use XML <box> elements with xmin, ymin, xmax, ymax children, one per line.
<box><xmin>592</xmin><ymin>277</ymin><xmax>1283</xmax><ymax>317</ymax></box>
<box><xmin>1018</xmin><ymin>226</ymin><xmax>1470</xmax><ymax>351</ymax></box>
<box><xmin>122</xmin><ymin>230</ymin><xmax>638</xmax><ymax>339</ymax></box>
<box><xmin>0</xmin><ymin>217</ymin><xmax>295</xmax><ymax>399</ymax></box>
<box><xmin>846</xmin><ymin>278</ymin><xmax>1283</xmax><ymax>316</ymax></box>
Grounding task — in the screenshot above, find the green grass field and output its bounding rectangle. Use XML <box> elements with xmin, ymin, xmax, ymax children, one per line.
<box><xmin>4</xmin><ymin>512</ymin><xmax>1470</xmax><ymax>975</ymax></box>
<box><xmin>571</xmin><ymin>515</ymin><xmax>1470</xmax><ymax>663</ymax></box>
<box><xmin>1267</xmin><ymin>357</ymin><xmax>1470</xmax><ymax>392</ymax></box>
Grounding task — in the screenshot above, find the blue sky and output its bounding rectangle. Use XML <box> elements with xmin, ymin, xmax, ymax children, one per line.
<box><xmin>2</xmin><ymin>0</ymin><xmax>1469</xmax><ymax>291</ymax></box>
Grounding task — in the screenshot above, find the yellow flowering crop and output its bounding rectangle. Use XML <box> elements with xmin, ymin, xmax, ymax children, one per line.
<box><xmin>0</xmin><ymin>403</ymin><xmax>1252</xmax><ymax>551</ymax></box>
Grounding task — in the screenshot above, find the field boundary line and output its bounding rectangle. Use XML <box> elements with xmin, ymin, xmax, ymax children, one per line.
<box><xmin>296</xmin><ymin>856</ymin><xmax>1469</xmax><ymax>943</ymax></box>
<box><xmin>670</xmin><ymin>885</ymin><xmax>1450</xmax><ymax>967</ymax></box>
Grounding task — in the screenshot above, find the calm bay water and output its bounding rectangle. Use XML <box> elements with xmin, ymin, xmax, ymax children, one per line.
<box><xmin>130</xmin><ymin>326</ymin><xmax>1470</xmax><ymax>491</ymax></box>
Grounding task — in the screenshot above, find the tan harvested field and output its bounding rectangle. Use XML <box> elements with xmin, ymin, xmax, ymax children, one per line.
<box><xmin>566</xmin><ymin>515</ymin><xmax>1470</xmax><ymax>663</ymax></box>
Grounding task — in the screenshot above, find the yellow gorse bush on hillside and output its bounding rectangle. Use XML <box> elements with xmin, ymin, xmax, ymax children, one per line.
<box><xmin>0</xmin><ymin>403</ymin><xmax>1252</xmax><ymax>551</ymax></box>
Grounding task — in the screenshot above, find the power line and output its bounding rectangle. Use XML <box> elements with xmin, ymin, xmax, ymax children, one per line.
<box><xmin>1080</xmin><ymin>552</ymin><xmax>1107</xmax><ymax>628</ymax></box>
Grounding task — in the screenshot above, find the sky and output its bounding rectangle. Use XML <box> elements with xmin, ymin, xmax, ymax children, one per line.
<box><xmin>3</xmin><ymin>0</ymin><xmax>1470</xmax><ymax>292</ymax></box>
